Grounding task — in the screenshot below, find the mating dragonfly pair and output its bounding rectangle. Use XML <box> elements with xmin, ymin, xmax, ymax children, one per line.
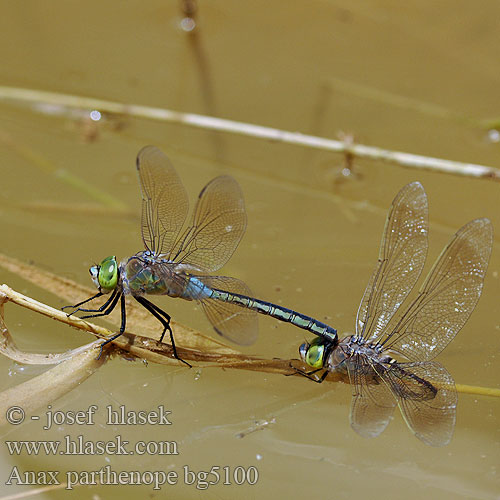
<box><xmin>65</xmin><ymin>146</ymin><xmax>492</xmax><ymax>447</ymax></box>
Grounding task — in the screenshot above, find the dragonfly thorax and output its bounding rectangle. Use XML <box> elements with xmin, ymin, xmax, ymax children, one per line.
<box><xmin>326</xmin><ymin>335</ymin><xmax>388</xmax><ymax>374</ymax></box>
<box><xmin>120</xmin><ymin>253</ymin><xmax>194</xmax><ymax>298</ymax></box>
<box><xmin>140</xmin><ymin>250</ymin><xmax>172</xmax><ymax>264</ymax></box>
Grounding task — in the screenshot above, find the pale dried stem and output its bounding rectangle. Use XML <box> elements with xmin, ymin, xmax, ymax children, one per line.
<box><xmin>0</xmin><ymin>86</ymin><xmax>498</xmax><ymax>181</ymax></box>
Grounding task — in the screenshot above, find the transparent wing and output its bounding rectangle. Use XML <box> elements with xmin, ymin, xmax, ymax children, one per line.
<box><xmin>356</xmin><ymin>182</ymin><xmax>428</xmax><ymax>342</ymax></box>
<box><xmin>386</xmin><ymin>362</ymin><xmax>457</xmax><ymax>447</ymax></box>
<box><xmin>172</xmin><ymin>175</ymin><xmax>246</xmax><ymax>273</ymax></box>
<box><xmin>136</xmin><ymin>146</ymin><xmax>189</xmax><ymax>255</ymax></box>
<box><xmin>347</xmin><ymin>355</ymin><xmax>397</xmax><ymax>438</ymax></box>
<box><xmin>381</xmin><ymin>218</ymin><xmax>493</xmax><ymax>361</ymax></box>
<box><xmin>198</xmin><ymin>275</ymin><xmax>258</xmax><ymax>346</ymax></box>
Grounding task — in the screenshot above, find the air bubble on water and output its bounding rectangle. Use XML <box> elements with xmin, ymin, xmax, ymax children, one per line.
<box><xmin>486</xmin><ymin>129</ymin><xmax>500</xmax><ymax>143</ymax></box>
<box><xmin>180</xmin><ymin>17</ymin><xmax>196</xmax><ymax>32</ymax></box>
<box><xmin>89</xmin><ymin>110</ymin><xmax>102</xmax><ymax>121</ymax></box>
<box><xmin>8</xmin><ymin>363</ymin><xmax>26</xmax><ymax>376</ymax></box>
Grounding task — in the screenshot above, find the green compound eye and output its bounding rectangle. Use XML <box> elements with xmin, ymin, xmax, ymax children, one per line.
<box><xmin>98</xmin><ymin>256</ymin><xmax>118</xmax><ymax>291</ymax></box>
<box><xmin>304</xmin><ymin>338</ymin><xmax>326</xmax><ymax>369</ymax></box>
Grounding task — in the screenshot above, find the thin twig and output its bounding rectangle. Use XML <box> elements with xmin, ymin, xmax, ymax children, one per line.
<box><xmin>0</xmin><ymin>85</ymin><xmax>499</xmax><ymax>181</ymax></box>
<box><xmin>0</xmin><ymin>128</ymin><xmax>127</xmax><ymax>210</ymax></box>
<box><xmin>326</xmin><ymin>77</ymin><xmax>481</xmax><ymax>127</ymax></box>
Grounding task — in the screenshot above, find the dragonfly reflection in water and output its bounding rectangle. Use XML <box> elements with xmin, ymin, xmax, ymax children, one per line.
<box><xmin>64</xmin><ymin>146</ymin><xmax>337</xmax><ymax>365</ymax></box>
<box><xmin>298</xmin><ymin>182</ymin><xmax>493</xmax><ymax>446</ymax></box>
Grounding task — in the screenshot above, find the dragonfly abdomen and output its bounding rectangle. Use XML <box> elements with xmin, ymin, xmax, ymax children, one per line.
<box><xmin>181</xmin><ymin>277</ymin><xmax>212</xmax><ymax>301</ymax></box>
<box><xmin>210</xmin><ymin>289</ymin><xmax>337</xmax><ymax>340</ymax></box>
<box><xmin>390</xmin><ymin>364</ymin><xmax>438</xmax><ymax>401</ymax></box>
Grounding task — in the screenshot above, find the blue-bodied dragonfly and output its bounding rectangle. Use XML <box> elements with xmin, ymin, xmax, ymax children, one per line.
<box><xmin>64</xmin><ymin>146</ymin><xmax>338</xmax><ymax>365</ymax></box>
<box><xmin>298</xmin><ymin>182</ymin><xmax>492</xmax><ymax>446</ymax></box>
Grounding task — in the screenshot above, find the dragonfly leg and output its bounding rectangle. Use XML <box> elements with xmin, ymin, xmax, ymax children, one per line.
<box><xmin>64</xmin><ymin>289</ymin><xmax>118</xmax><ymax>317</ymax></box>
<box><xmin>289</xmin><ymin>363</ymin><xmax>329</xmax><ymax>384</ymax></box>
<box><xmin>78</xmin><ymin>289</ymin><xmax>121</xmax><ymax>320</ymax></box>
<box><xmin>62</xmin><ymin>291</ymin><xmax>104</xmax><ymax>315</ymax></box>
<box><xmin>134</xmin><ymin>296</ymin><xmax>192</xmax><ymax>368</ymax></box>
<box><xmin>140</xmin><ymin>299</ymin><xmax>173</xmax><ymax>343</ymax></box>
<box><xmin>98</xmin><ymin>294</ymin><xmax>127</xmax><ymax>359</ymax></box>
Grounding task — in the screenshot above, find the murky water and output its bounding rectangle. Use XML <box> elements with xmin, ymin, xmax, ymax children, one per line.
<box><xmin>0</xmin><ymin>1</ymin><xmax>499</xmax><ymax>498</ymax></box>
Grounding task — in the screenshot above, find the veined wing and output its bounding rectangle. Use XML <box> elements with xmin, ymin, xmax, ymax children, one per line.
<box><xmin>347</xmin><ymin>355</ymin><xmax>397</xmax><ymax>438</ymax></box>
<box><xmin>197</xmin><ymin>275</ymin><xmax>258</xmax><ymax>346</ymax></box>
<box><xmin>381</xmin><ymin>218</ymin><xmax>493</xmax><ymax>362</ymax></box>
<box><xmin>172</xmin><ymin>175</ymin><xmax>246</xmax><ymax>273</ymax></box>
<box><xmin>385</xmin><ymin>361</ymin><xmax>457</xmax><ymax>446</ymax></box>
<box><xmin>136</xmin><ymin>146</ymin><xmax>189</xmax><ymax>255</ymax></box>
<box><xmin>356</xmin><ymin>182</ymin><xmax>428</xmax><ymax>342</ymax></box>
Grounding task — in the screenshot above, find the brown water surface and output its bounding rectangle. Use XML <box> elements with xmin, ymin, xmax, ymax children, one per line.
<box><xmin>0</xmin><ymin>1</ymin><xmax>499</xmax><ymax>498</ymax></box>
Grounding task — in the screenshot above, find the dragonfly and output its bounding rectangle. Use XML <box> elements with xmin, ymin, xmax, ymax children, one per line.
<box><xmin>298</xmin><ymin>182</ymin><xmax>493</xmax><ymax>446</ymax></box>
<box><xmin>64</xmin><ymin>146</ymin><xmax>338</xmax><ymax>365</ymax></box>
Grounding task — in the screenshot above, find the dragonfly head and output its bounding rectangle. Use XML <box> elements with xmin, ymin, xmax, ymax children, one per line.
<box><xmin>299</xmin><ymin>337</ymin><xmax>328</xmax><ymax>369</ymax></box>
<box><xmin>90</xmin><ymin>256</ymin><xmax>118</xmax><ymax>293</ymax></box>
